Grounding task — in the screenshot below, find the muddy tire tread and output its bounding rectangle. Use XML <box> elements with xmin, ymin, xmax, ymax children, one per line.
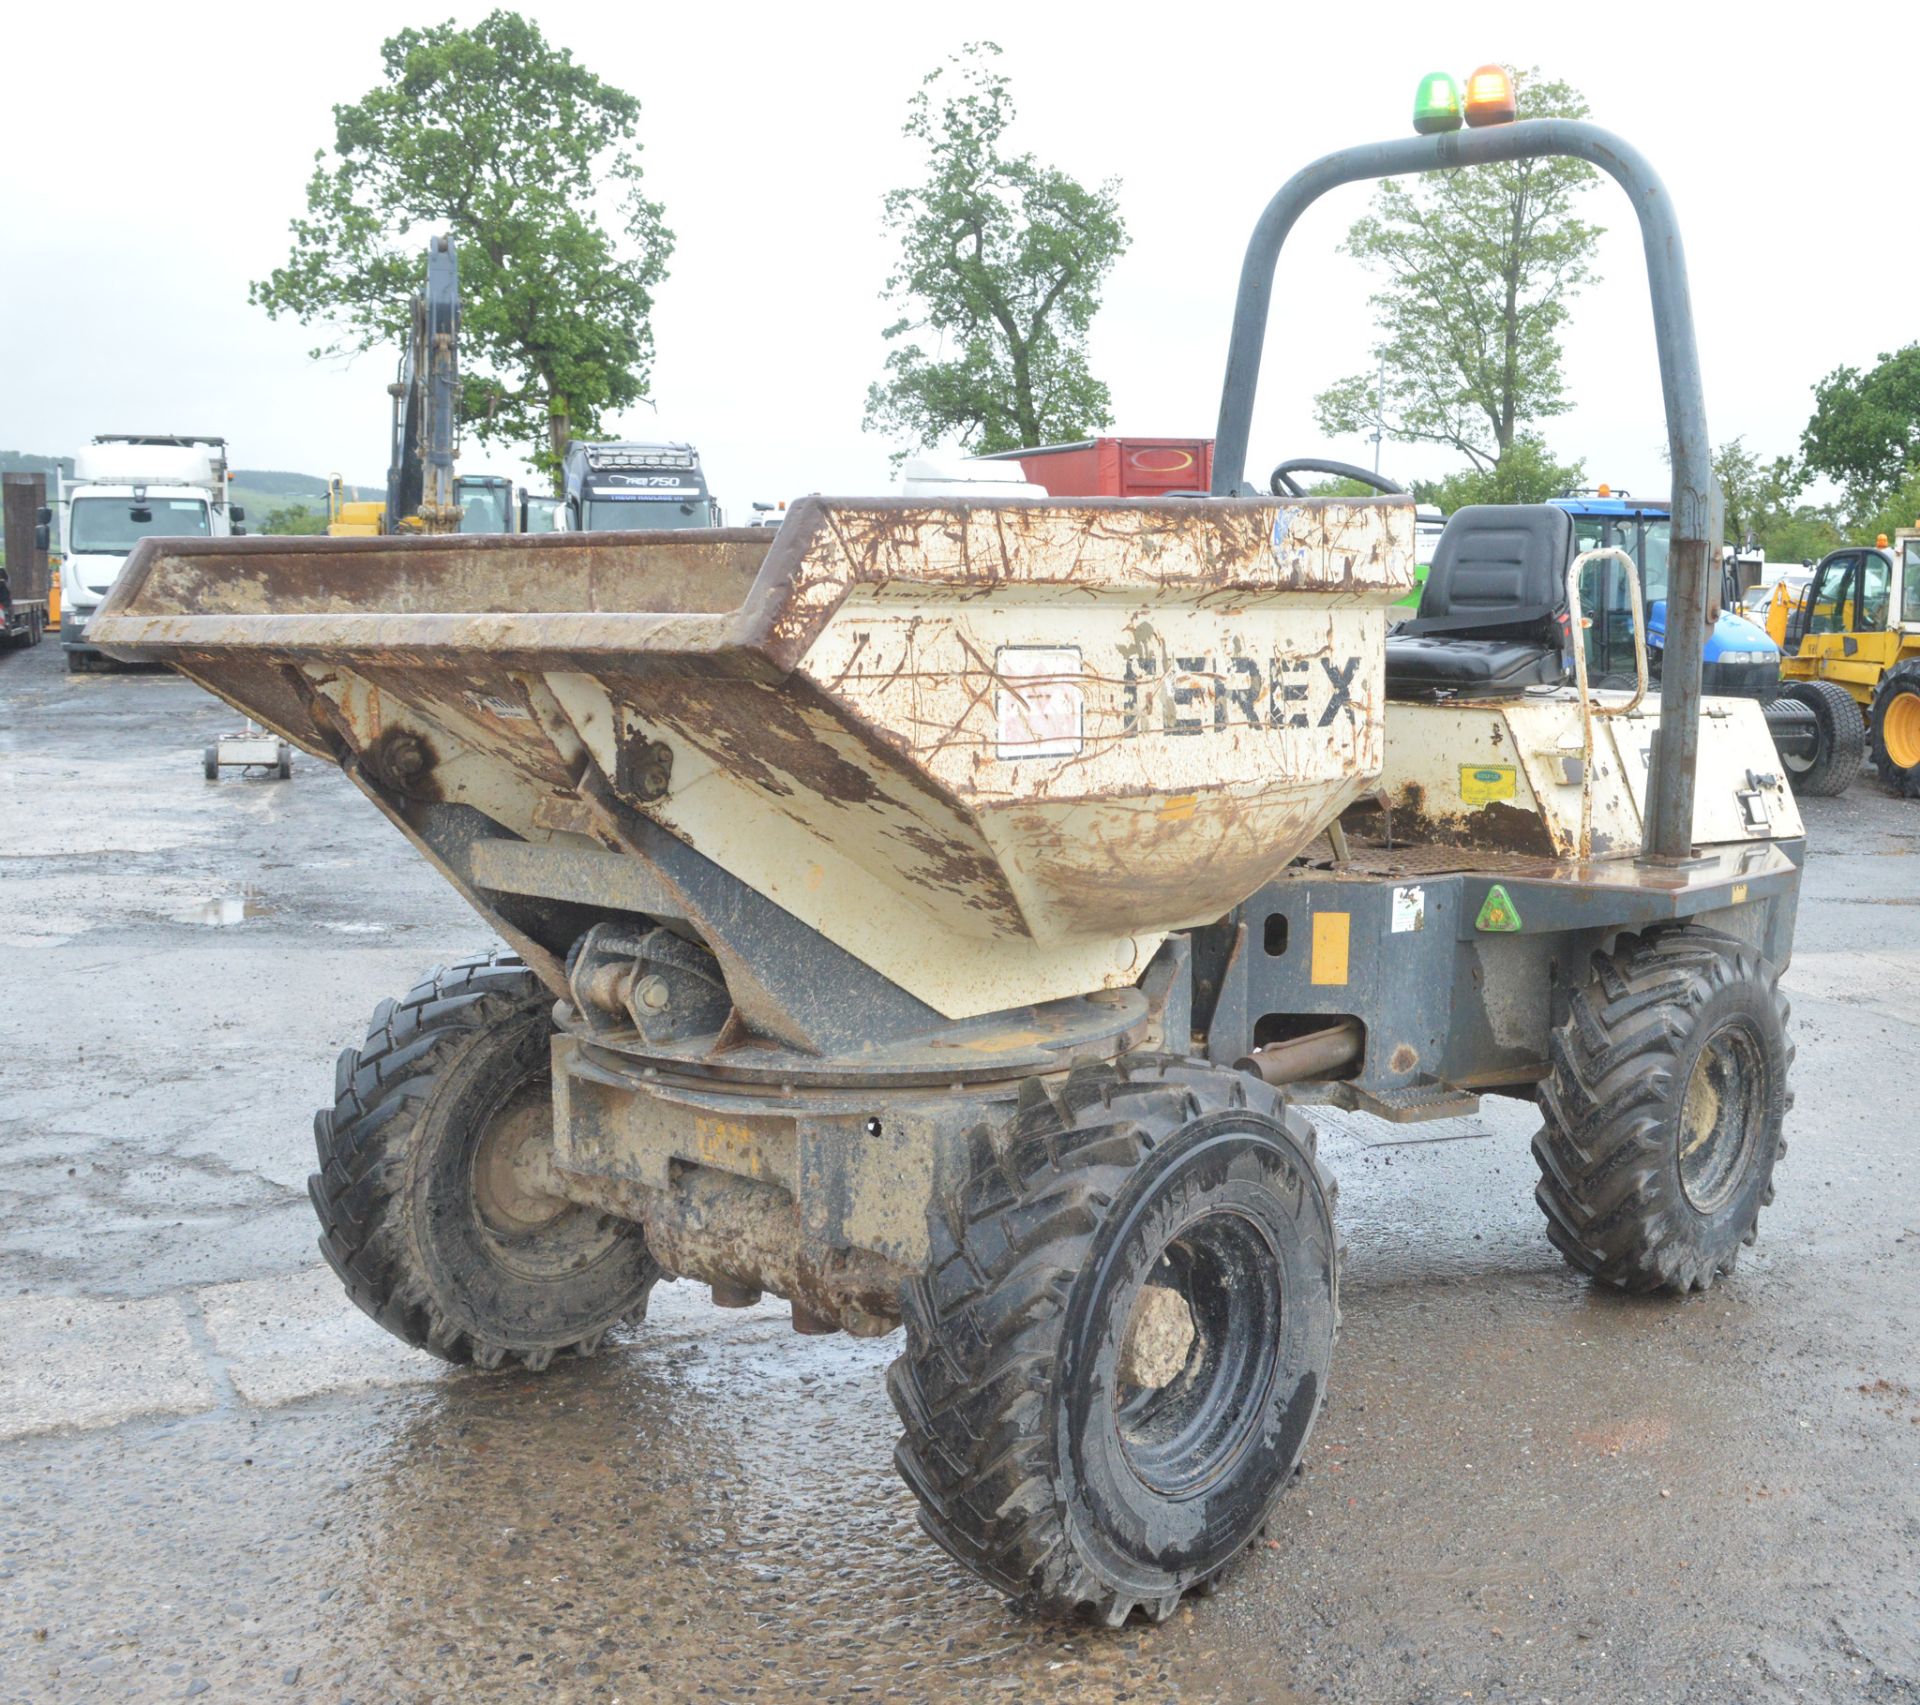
<box><xmin>310</xmin><ymin>949</ymin><xmax>654</xmax><ymax>1370</ymax></box>
<box><xmin>888</xmin><ymin>1055</ymin><xmax>1336</xmax><ymax>1626</ymax></box>
<box><xmin>1532</xmin><ymin>927</ymin><xmax>1791</xmax><ymax>1294</ymax></box>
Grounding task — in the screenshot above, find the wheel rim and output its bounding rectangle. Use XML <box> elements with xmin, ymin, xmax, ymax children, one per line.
<box><xmin>1111</xmin><ymin>1209</ymin><xmax>1284</xmax><ymax>1499</ymax></box>
<box><xmin>1884</xmin><ymin>689</ymin><xmax>1920</xmax><ymax>770</ymax></box>
<box><xmin>1677</xmin><ymin>1023</ymin><xmax>1765</xmax><ymax>1214</ymax></box>
<box><xmin>469</xmin><ymin>1073</ymin><xmax>624</xmax><ymax>1279</ymax></box>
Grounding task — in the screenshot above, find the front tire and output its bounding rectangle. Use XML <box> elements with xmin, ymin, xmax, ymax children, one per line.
<box><xmin>889</xmin><ymin>1057</ymin><xmax>1337</xmax><ymax>1625</ymax></box>
<box><xmin>1533</xmin><ymin>927</ymin><xmax>1790</xmax><ymax>1293</ymax></box>
<box><xmin>1868</xmin><ymin>661</ymin><xmax>1920</xmax><ymax>798</ymax></box>
<box><xmin>1780</xmin><ymin>679</ymin><xmax>1864</xmax><ymax>797</ymax></box>
<box><xmin>311</xmin><ymin>951</ymin><xmax>660</xmax><ymax>1370</ymax></box>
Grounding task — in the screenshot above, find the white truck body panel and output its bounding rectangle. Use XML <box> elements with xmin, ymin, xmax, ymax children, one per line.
<box><xmin>72</xmin><ymin>441</ymin><xmax>227</xmax><ymax>490</ymax></box>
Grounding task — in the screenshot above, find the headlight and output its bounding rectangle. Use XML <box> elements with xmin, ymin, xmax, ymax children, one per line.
<box><xmin>1716</xmin><ymin>650</ymin><xmax>1769</xmax><ymax>665</ymax></box>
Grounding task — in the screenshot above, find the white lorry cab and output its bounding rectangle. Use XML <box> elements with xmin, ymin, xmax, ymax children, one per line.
<box><xmin>62</xmin><ymin>435</ymin><xmax>240</xmax><ymax>670</ymax></box>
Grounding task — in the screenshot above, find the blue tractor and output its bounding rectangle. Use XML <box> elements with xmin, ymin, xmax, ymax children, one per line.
<box><xmin>1548</xmin><ymin>492</ymin><xmax>1861</xmax><ymax>795</ymax></box>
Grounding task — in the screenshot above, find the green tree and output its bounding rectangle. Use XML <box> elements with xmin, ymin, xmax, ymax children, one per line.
<box><xmin>1800</xmin><ymin>344</ymin><xmax>1920</xmax><ymax>514</ymax></box>
<box><xmin>1303</xmin><ymin>476</ymin><xmax>1382</xmax><ymax>498</ymax></box>
<box><xmin>1714</xmin><ymin>437</ymin><xmax>1803</xmax><ymax>548</ymax></box>
<box><xmin>1857</xmin><ymin>465</ymin><xmax>1920</xmax><ymax>549</ymax></box>
<box><xmin>250</xmin><ymin>11</ymin><xmax>673</xmax><ymax>483</ymax></box>
<box><xmin>1711</xmin><ymin>437</ymin><xmax>1843</xmax><ymax>562</ymax></box>
<box><xmin>260</xmin><ymin>504</ymin><xmax>328</xmax><ymax>536</ymax></box>
<box><xmin>1763</xmin><ymin>510</ymin><xmax>1845</xmax><ymax>565</ymax></box>
<box><xmin>1316</xmin><ymin>70</ymin><xmax>1601</xmax><ymax>480</ymax></box>
<box><xmin>864</xmin><ymin>42</ymin><xmax>1129</xmax><ymax>459</ymax></box>
<box><xmin>1411</xmin><ymin>433</ymin><xmax>1585</xmax><ymax>512</ymax></box>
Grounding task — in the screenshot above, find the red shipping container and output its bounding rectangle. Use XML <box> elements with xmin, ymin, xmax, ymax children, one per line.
<box><xmin>984</xmin><ymin>438</ymin><xmax>1214</xmax><ymax>498</ymax></box>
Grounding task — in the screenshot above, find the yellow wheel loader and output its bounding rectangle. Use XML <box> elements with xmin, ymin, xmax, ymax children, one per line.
<box><xmin>90</xmin><ymin>104</ymin><xmax>1803</xmax><ymax>1626</ymax></box>
<box><xmin>1780</xmin><ymin>528</ymin><xmax>1920</xmax><ymax>795</ymax></box>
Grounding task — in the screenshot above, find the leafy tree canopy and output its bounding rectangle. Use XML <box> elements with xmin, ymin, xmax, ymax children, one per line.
<box><xmin>259</xmin><ymin>504</ymin><xmax>329</xmax><ymax>536</ymax></box>
<box><xmin>1763</xmin><ymin>510</ymin><xmax>1846</xmax><ymax>565</ymax></box>
<box><xmin>1857</xmin><ymin>465</ymin><xmax>1920</xmax><ymax>550</ymax></box>
<box><xmin>1800</xmin><ymin>344</ymin><xmax>1920</xmax><ymax>514</ymax></box>
<box><xmin>1715</xmin><ymin>437</ymin><xmax>1805</xmax><ymax>549</ymax></box>
<box><xmin>1303</xmin><ymin>476</ymin><xmax>1384</xmax><ymax>498</ymax></box>
<box><xmin>1411</xmin><ymin>433</ymin><xmax>1585</xmax><ymax>511</ymax></box>
<box><xmin>250</xmin><ymin>11</ymin><xmax>673</xmax><ymax>482</ymax></box>
<box><xmin>1711</xmin><ymin>437</ymin><xmax>1840</xmax><ymax>561</ymax></box>
<box><xmin>1316</xmin><ymin>70</ymin><xmax>1601</xmax><ymax>477</ymax></box>
<box><xmin>864</xmin><ymin>42</ymin><xmax>1129</xmax><ymax>460</ymax></box>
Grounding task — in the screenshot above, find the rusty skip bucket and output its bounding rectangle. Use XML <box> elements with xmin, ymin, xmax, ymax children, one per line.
<box><xmin>90</xmin><ymin>496</ymin><xmax>1410</xmax><ymax>1018</ymax></box>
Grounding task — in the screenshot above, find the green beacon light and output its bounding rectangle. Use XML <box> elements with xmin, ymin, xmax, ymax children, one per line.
<box><xmin>1413</xmin><ymin>72</ymin><xmax>1463</xmax><ymax>135</ymax></box>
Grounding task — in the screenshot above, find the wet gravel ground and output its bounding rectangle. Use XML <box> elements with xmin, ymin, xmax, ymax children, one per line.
<box><xmin>2</xmin><ymin>638</ymin><xmax>1917</xmax><ymax>1704</ymax></box>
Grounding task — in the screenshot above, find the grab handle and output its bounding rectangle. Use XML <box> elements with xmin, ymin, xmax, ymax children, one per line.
<box><xmin>1565</xmin><ymin>547</ymin><xmax>1648</xmax><ymax>859</ymax></box>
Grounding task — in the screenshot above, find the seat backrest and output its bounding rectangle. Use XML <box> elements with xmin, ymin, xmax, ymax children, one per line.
<box><xmin>1401</xmin><ymin>504</ymin><xmax>1572</xmax><ymax>641</ymax></box>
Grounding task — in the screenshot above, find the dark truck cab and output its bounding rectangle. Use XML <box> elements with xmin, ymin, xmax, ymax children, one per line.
<box><xmin>563</xmin><ymin>440</ymin><xmax>722</xmax><ymax>532</ymax></box>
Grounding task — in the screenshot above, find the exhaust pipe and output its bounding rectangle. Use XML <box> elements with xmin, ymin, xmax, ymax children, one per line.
<box><xmin>1236</xmin><ymin>1018</ymin><xmax>1364</xmax><ymax>1086</ymax></box>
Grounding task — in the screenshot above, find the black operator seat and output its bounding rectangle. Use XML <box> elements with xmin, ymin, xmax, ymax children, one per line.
<box><xmin>1384</xmin><ymin>504</ymin><xmax>1574</xmax><ymax>698</ymax></box>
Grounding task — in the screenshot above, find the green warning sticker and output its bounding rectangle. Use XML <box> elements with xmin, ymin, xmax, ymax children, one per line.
<box><xmin>1475</xmin><ymin>883</ymin><xmax>1523</xmax><ymax>933</ymax></box>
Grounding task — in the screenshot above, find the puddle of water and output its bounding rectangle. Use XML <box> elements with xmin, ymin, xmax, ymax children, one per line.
<box><xmin>173</xmin><ymin>893</ymin><xmax>274</xmax><ymax>927</ymax></box>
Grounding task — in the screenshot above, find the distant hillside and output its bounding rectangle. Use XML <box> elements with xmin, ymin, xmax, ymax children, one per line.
<box><xmin>231</xmin><ymin>471</ymin><xmax>380</xmax><ymax>522</ymax></box>
<box><xmin>1</xmin><ymin>450</ymin><xmax>75</xmax><ymax>482</ymax></box>
<box><xmin>233</xmin><ymin>469</ymin><xmax>331</xmax><ymax>499</ymax></box>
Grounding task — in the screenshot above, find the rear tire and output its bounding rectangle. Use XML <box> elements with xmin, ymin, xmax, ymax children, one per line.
<box><xmin>203</xmin><ymin>746</ymin><xmax>220</xmax><ymax>781</ymax></box>
<box><xmin>1868</xmin><ymin>661</ymin><xmax>1920</xmax><ymax>798</ymax></box>
<box><xmin>310</xmin><ymin>951</ymin><xmax>660</xmax><ymax>1370</ymax></box>
<box><xmin>1780</xmin><ymin>679</ymin><xmax>1864</xmax><ymax>797</ymax></box>
<box><xmin>889</xmin><ymin>1056</ymin><xmax>1337</xmax><ymax>1625</ymax></box>
<box><xmin>1533</xmin><ymin>927</ymin><xmax>1790</xmax><ymax>1293</ymax></box>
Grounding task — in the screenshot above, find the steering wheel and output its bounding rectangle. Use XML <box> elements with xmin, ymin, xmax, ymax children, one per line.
<box><xmin>1269</xmin><ymin>457</ymin><xmax>1408</xmax><ymax>498</ymax></box>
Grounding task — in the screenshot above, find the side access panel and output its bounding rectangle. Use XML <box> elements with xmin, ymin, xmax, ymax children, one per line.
<box><xmin>1207</xmin><ymin>840</ymin><xmax>1803</xmax><ymax>1096</ymax></box>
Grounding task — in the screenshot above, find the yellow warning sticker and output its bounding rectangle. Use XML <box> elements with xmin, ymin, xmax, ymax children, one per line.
<box><xmin>1310</xmin><ymin>912</ymin><xmax>1351</xmax><ymax>985</ymax></box>
<box><xmin>1460</xmin><ymin>764</ymin><xmax>1518</xmax><ymax>805</ymax></box>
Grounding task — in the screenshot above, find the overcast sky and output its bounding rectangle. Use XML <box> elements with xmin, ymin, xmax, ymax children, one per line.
<box><xmin>3</xmin><ymin>0</ymin><xmax>1915</xmax><ymax>512</ymax></box>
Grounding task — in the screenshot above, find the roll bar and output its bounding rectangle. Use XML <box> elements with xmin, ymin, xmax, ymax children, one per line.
<box><xmin>1212</xmin><ymin>119</ymin><xmax>1712</xmax><ymax>862</ymax></box>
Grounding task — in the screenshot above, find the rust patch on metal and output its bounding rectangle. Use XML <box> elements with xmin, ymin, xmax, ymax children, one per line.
<box><xmin>1346</xmin><ymin>786</ymin><xmax>1557</xmax><ymax>858</ymax></box>
<box><xmin>889</xmin><ymin>820</ymin><xmax>1016</xmax><ymax>906</ymax></box>
<box><xmin>642</xmin><ymin>680</ymin><xmax>881</xmax><ymax>807</ymax></box>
